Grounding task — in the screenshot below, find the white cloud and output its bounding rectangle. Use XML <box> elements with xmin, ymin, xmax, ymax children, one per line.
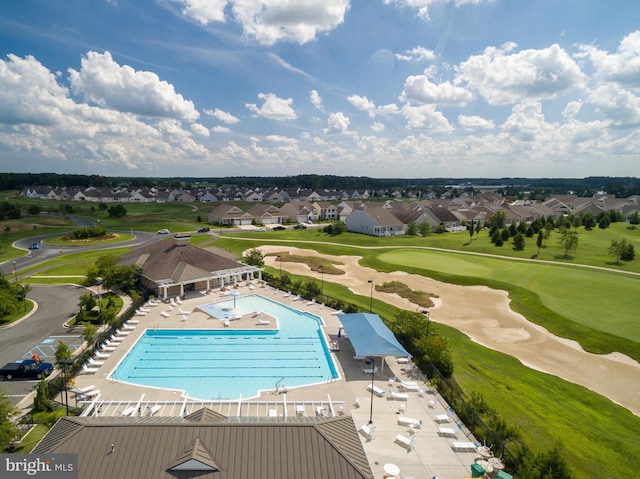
<box><xmin>587</xmin><ymin>84</ymin><xmax>640</xmax><ymax>126</ymax></box>
<box><xmin>212</xmin><ymin>125</ymin><xmax>231</xmax><ymax>133</ymax></box>
<box><xmin>265</xmin><ymin>134</ymin><xmax>297</xmax><ymax>144</ymax></box>
<box><xmin>204</xmin><ymin>108</ymin><xmax>240</xmax><ymax>124</ymax></box>
<box><xmin>401</xmin><ymin>75</ymin><xmax>473</xmax><ymax>105</ymax></box>
<box><xmin>0</xmin><ymin>53</ymin><xmax>209</xmax><ymax>172</ymax></box>
<box><xmin>245</xmin><ymin>93</ymin><xmax>297</xmax><ymax>120</ymax></box>
<box><xmin>325</xmin><ymin>112</ymin><xmax>350</xmax><ymax>134</ymax></box>
<box><xmin>580</xmin><ymin>30</ymin><xmax>640</xmax><ymax>87</ymax></box>
<box><xmin>458</xmin><ymin>114</ymin><xmax>494</xmax><ymax>130</ymax></box>
<box><xmin>395</xmin><ymin>46</ymin><xmax>436</xmax><ymax>62</ymax></box>
<box><xmin>371</xmin><ymin>122</ymin><xmax>385</xmax><ymax>132</ymax></box>
<box><xmin>401</xmin><ymin>103</ymin><xmax>454</xmax><ymax>131</ymax></box>
<box><xmin>562</xmin><ymin>100</ymin><xmax>582</xmax><ymax>119</ymax></box>
<box><xmin>309</xmin><ymin>89</ymin><xmax>323</xmax><ymax>110</ymax></box>
<box><xmin>68</xmin><ymin>51</ymin><xmax>199</xmax><ymax>121</ymax></box>
<box><xmin>455</xmin><ymin>43</ymin><xmax>585</xmax><ymax>105</ymax></box>
<box><xmin>177</xmin><ymin>0</ymin><xmax>227</xmax><ymax>23</ymax></box>
<box><xmin>176</xmin><ymin>0</ymin><xmax>351</xmax><ymax>46</ymax></box>
<box><xmin>348</xmin><ymin>94</ymin><xmax>376</xmax><ymax>117</ymax></box>
<box><xmin>190</xmin><ymin>123</ymin><xmax>210</xmax><ymax>136</ymax></box>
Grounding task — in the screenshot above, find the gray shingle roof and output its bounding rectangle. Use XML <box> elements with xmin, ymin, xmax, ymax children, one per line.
<box><xmin>33</xmin><ymin>411</ymin><xmax>373</xmax><ymax>479</ymax></box>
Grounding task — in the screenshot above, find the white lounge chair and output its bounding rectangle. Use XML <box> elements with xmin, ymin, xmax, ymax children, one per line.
<box><xmin>366</xmin><ymin>384</ymin><xmax>385</xmax><ymax>397</ymax></box>
<box><xmin>296</xmin><ymin>405</ymin><xmax>306</xmax><ymax>417</ymax></box>
<box><xmin>397</xmin><ymin>416</ymin><xmax>422</xmax><ymax>428</ymax></box>
<box><xmin>88</xmin><ymin>357</ymin><xmax>104</xmax><ymax>366</ymax></box>
<box><xmin>224</xmin><ymin>318</ymin><xmax>230</xmax><ymax>327</ymax></box>
<box><xmin>104</xmin><ymin>340</ymin><xmax>120</xmax><ymax>348</ymax></box>
<box><xmin>358</xmin><ymin>424</ymin><xmax>376</xmax><ymax>441</ymax></box>
<box><xmin>292</xmin><ymin>295</ymin><xmax>301</xmax><ymax>301</ymax></box>
<box><xmin>363</xmin><ymin>365</ymin><xmax>378</xmax><ymax>375</ymax></box>
<box><xmin>331</xmin><ymin>309</ymin><xmax>344</xmax><ymax>315</ymax></box>
<box><xmin>257</xmin><ymin>318</ymin><xmax>270</xmax><ymax>325</ymax></box>
<box><xmin>127</xmin><ymin>318</ymin><xmax>140</xmax><ymax>324</ymax></box>
<box><xmin>181</xmin><ymin>314</ymin><xmax>188</xmax><ymax>322</ymax></box>
<box><xmin>389</xmin><ymin>389</ymin><xmax>409</xmax><ymax>401</ymax></box>
<box><xmin>398</xmin><ymin>380</ymin><xmax>420</xmax><ymax>392</ymax></box>
<box><xmin>115</xmin><ymin>329</ymin><xmax>129</xmax><ymax>336</ymax></box>
<box><xmin>438</xmin><ymin>427</ymin><xmax>458</xmax><ymax>438</ymax></box>
<box><xmin>175</xmin><ymin>296</ymin><xmax>183</xmax><ymax>305</ymax></box>
<box><xmin>82</xmin><ymin>389</ymin><xmax>101</xmax><ymax>398</ymax></box>
<box><xmin>395</xmin><ymin>434</ymin><xmax>413</xmax><ymax>450</ymax></box>
<box><xmin>451</xmin><ymin>441</ymin><xmax>477</xmax><ymax>452</ymax></box>
<box><xmin>306</xmin><ymin>299</ymin><xmax>315</xmax><ymax>306</ymax></box>
<box><xmin>315</xmin><ymin>406</ymin><xmax>326</xmax><ymax>417</ymax></box>
<box><xmin>122</xmin><ymin>324</ymin><xmax>136</xmax><ymax>331</ymax></box>
<box><xmin>100</xmin><ymin>344</ymin><xmax>116</xmax><ymax>352</ymax></box>
<box><xmin>435</xmin><ymin>414</ymin><xmax>451</xmax><ymax>423</ymax></box>
<box><xmin>82</xmin><ymin>364</ymin><xmax>99</xmax><ymax>374</ymax></box>
<box><xmin>138</xmin><ymin>307</ymin><xmax>150</xmax><ymax>313</ymax></box>
<box><xmin>178</xmin><ymin>308</ymin><xmax>190</xmax><ymax>315</ymax></box>
<box><xmin>122</xmin><ymin>406</ymin><xmax>138</xmax><ymax>417</ymax></box>
<box><xmin>148</xmin><ymin>405</ymin><xmax>161</xmax><ymax>416</ymax></box>
<box><xmin>134</xmin><ymin>309</ymin><xmax>147</xmax><ymax>316</ymax></box>
<box><xmin>169</xmin><ymin>298</ymin><xmax>178</xmax><ymax>307</ymax></box>
<box><xmin>268</xmin><ymin>408</ymin><xmax>278</xmax><ymax>417</ymax></box>
<box><xmin>94</xmin><ymin>350</ymin><xmax>111</xmax><ymax>359</ymax></box>
<box><xmin>109</xmin><ymin>335</ymin><xmax>125</xmax><ymax>342</ymax></box>
<box><xmin>161</xmin><ymin>311</ymin><xmax>171</xmax><ymax>318</ymax></box>
<box><xmin>397</xmin><ymin>357</ymin><xmax>410</xmax><ymax>364</ymax></box>
<box><xmin>75</xmin><ymin>385</ymin><xmax>95</xmax><ymax>394</ymax></box>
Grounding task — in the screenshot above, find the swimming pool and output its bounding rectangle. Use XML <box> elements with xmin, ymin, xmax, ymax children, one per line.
<box><xmin>111</xmin><ymin>295</ymin><xmax>339</xmax><ymax>400</ymax></box>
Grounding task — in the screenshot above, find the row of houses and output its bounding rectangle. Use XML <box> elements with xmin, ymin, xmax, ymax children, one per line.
<box><xmin>209</xmin><ymin>193</ymin><xmax>640</xmax><ymax>237</ymax></box>
<box><xmin>21</xmin><ymin>185</ymin><xmax>400</xmax><ymax>203</ymax></box>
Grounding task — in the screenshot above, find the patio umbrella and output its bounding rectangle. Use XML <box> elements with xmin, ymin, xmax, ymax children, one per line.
<box><xmin>230</xmin><ymin>290</ymin><xmax>240</xmax><ymax>308</ymax></box>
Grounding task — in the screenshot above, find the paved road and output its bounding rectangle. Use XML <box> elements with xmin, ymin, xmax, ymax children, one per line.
<box><xmin>0</xmin><ymin>285</ymin><xmax>87</xmax><ymax>406</ymax></box>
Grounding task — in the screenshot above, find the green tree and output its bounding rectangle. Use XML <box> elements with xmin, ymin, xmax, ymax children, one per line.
<box><xmin>475</xmin><ymin>220</ymin><xmax>481</xmax><ymax>238</ymax></box>
<box><xmin>33</xmin><ymin>379</ymin><xmax>50</xmax><ymax>412</ymax></box>
<box><xmin>78</xmin><ymin>292</ymin><xmax>97</xmax><ymax>312</ymax></box>
<box><xmin>0</xmin><ymin>388</ymin><xmax>20</xmax><ymax>451</ymax></box>
<box><xmin>243</xmin><ymin>248</ymin><xmax>264</xmax><ymax>267</ymax></box>
<box><xmin>406</xmin><ymin>221</ymin><xmax>417</xmax><ymax>236</ymax></box>
<box><xmin>490</xmin><ymin>210</ymin><xmax>506</xmax><ymax>229</ymax></box>
<box><xmin>107</xmin><ymin>204</ymin><xmax>127</xmax><ymax>217</ymax></box>
<box><xmin>304</xmin><ymin>279</ymin><xmax>321</xmax><ymax>298</ymax></box>
<box><xmin>629</xmin><ymin>211</ymin><xmax>640</xmax><ymax>225</ymax></box>
<box><xmin>28</xmin><ymin>204</ymin><xmax>41</xmax><ymax>216</ymax></box>
<box><xmin>55</xmin><ymin>342</ymin><xmax>72</xmax><ymax>364</ymax></box>
<box><xmin>468</xmin><ymin>220</ymin><xmax>474</xmax><ymax>241</ymax></box>
<box><xmin>536</xmin><ymin>230</ymin><xmax>544</xmax><ymax>255</ymax></box>
<box><xmin>82</xmin><ymin>323</ymin><xmax>98</xmax><ymax>352</ymax></box>
<box><xmin>418</xmin><ymin>220</ymin><xmax>432</xmax><ymax>237</ymax></box>
<box><xmin>512</xmin><ymin>232</ymin><xmax>525</xmax><ymax>251</ymax></box>
<box><xmin>330</xmin><ymin>220</ymin><xmax>347</xmax><ymax>235</ymax></box>
<box><xmin>558</xmin><ymin>227</ymin><xmax>579</xmax><ymax>258</ymax></box>
<box><xmin>609</xmin><ymin>238</ymin><xmax>634</xmax><ymax>264</ymax></box>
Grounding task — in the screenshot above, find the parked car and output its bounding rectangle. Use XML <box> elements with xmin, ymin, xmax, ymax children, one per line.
<box><xmin>254</xmin><ymin>227</ymin><xmax>266</xmax><ymax>232</ymax></box>
<box><xmin>0</xmin><ymin>359</ymin><xmax>54</xmax><ymax>381</ymax></box>
<box><xmin>30</xmin><ymin>242</ymin><xmax>40</xmax><ymax>249</ymax></box>
<box><xmin>272</xmin><ymin>225</ymin><xmax>286</xmax><ymax>231</ymax></box>
<box><xmin>157</xmin><ymin>228</ymin><xmax>170</xmax><ymax>234</ymax></box>
<box><xmin>294</xmin><ymin>223</ymin><xmax>306</xmax><ymax>230</ymax></box>
<box><xmin>197</xmin><ymin>227</ymin><xmax>210</xmax><ymax>233</ymax></box>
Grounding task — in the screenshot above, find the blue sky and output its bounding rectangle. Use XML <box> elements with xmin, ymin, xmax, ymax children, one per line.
<box><xmin>1</xmin><ymin>0</ymin><xmax>639</xmax><ymax>178</ymax></box>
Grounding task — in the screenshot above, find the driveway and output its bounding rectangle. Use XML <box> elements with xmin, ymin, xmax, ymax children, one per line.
<box><xmin>0</xmin><ymin>285</ymin><xmax>87</xmax><ymax>407</ymax></box>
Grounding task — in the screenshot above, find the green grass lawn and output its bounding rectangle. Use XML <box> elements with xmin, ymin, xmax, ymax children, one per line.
<box><xmin>376</xmin><ymin>249</ymin><xmax>640</xmax><ymax>343</ymax></box>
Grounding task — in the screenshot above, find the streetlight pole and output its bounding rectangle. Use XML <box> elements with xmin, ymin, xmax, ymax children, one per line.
<box><xmin>95</xmin><ymin>277</ymin><xmax>102</xmax><ymax>313</ymax></box>
<box><xmin>368</xmin><ymin>356</ymin><xmax>375</xmax><ymax>424</ymax></box>
<box><xmin>319</xmin><ymin>265</ymin><xmax>324</xmax><ymax>296</ymax></box>
<box><xmin>12</xmin><ymin>260</ymin><xmax>17</xmax><ymax>282</ymax></box>
<box><xmin>368</xmin><ymin>280</ymin><xmax>373</xmax><ymax>313</ymax></box>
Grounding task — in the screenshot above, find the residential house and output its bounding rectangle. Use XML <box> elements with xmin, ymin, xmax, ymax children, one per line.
<box><xmin>346</xmin><ymin>207</ymin><xmax>405</xmax><ymax>237</ymax></box>
<box><xmin>208</xmin><ymin>205</ymin><xmax>254</xmax><ymax>226</ymax></box>
<box><xmin>247</xmin><ymin>204</ymin><xmax>285</xmax><ymax>225</ymax></box>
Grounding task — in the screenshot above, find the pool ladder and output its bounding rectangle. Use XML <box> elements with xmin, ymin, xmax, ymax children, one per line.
<box><xmin>275</xmin><ymin>377</ymin><xmax>287</xmax><ymax>395</ymax></box>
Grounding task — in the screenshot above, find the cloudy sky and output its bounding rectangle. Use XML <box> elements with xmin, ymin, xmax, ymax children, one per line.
<box><xmin>1</xmin><ymin>0</ymin><xmax>639</xmax><ymax>179</ymax></box>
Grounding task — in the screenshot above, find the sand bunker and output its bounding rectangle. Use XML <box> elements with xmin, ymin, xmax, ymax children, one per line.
<box><xmin>259</xmin><ymin>246</ymin><xmax>640</xmax><ymax>416</ymax></box>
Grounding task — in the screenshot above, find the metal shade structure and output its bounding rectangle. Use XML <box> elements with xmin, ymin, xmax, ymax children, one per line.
<box><xmin>337</xmin><ymin>313</ymin><xmax>411</xmax><ymax>370</ymax></box>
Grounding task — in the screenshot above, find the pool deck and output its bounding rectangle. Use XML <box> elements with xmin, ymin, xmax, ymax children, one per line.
<box><xmin>74</xmin><ymin>285</ymin><xmax>481</xmax><ymax>479</ymax></box>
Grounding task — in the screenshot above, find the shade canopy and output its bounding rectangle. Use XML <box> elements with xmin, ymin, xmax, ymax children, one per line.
<box><xmin>337</xmin><ymin>313</ymin><xmax>411</xmax><ymax>358</ymax></box>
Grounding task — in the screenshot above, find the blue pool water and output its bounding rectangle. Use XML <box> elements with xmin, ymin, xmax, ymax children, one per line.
<box><xmin>111</xmin><ymin>295</ymin><xmax>339</xmax><ymax>399</ymax></box>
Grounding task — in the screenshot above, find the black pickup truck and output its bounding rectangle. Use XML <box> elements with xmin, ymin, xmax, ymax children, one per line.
<box><xmin>0</xmin><ymin>359</ymin><xmax>54</xmax><ymax>380</ymax></box>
